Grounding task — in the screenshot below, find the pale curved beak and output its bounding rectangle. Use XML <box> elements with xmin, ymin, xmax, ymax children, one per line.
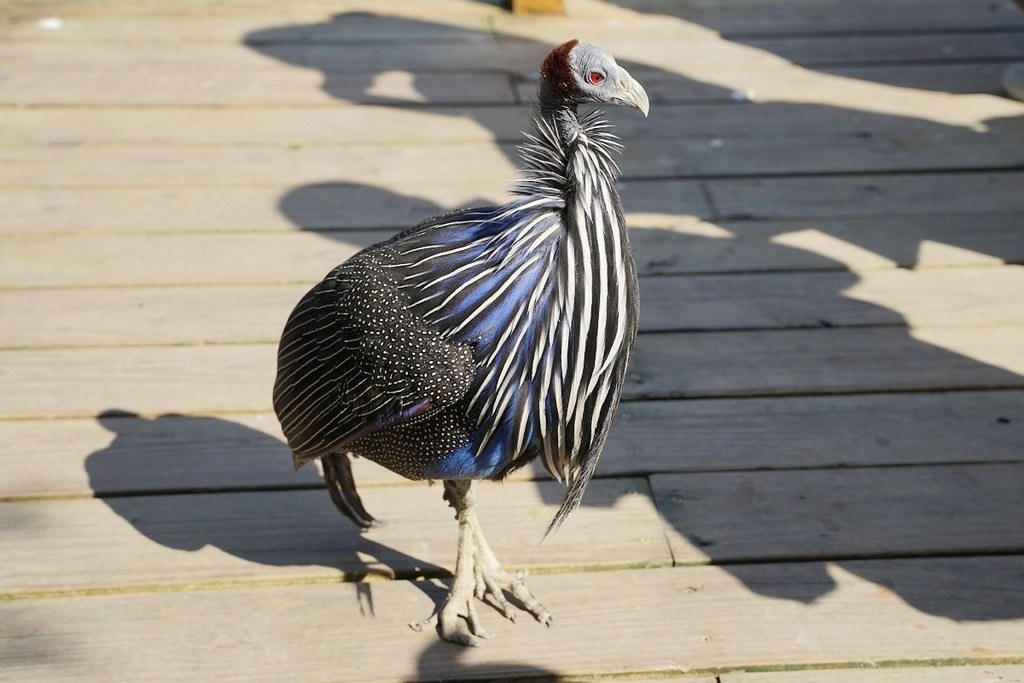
<box><xmin>615</xmin><ymin>67</ymin><xmax>650</xmax><ymax>117</ymax></box>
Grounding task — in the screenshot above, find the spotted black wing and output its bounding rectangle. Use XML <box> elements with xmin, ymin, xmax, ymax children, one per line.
<box><xmin>272</xmin><ymin>250</ymin><xmax>475</xmax><ymax>465</ymax></box>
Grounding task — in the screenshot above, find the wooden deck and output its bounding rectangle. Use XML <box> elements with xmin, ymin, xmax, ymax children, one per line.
<box><xmin>2</xmin><ymin>0</ymin><xmax>1024</xmax><ymax>680</ymax></box>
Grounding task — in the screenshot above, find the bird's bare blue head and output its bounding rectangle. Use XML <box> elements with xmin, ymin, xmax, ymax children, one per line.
<box><xmin>539</xmin><ymin>39</ymin><xmax>650</xmax><ymax>117</ymax></box>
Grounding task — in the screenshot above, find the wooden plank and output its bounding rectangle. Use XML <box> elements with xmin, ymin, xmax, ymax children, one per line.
<box><xmin>0</xmin><ymin>186</ymin><xmax>519</xmax><ymax>233</ymax></box>
<box><xmin>0</xmin><ymin>13</ymin><xmax>634</xmax><ymax>46</ymax></box>
<box><xmin>0</xmin><ymin>478</ymin><xmax>668</xmax><ymax>595</ymax></box>
<box><xmin>650</xmin><ymin>464</ymin><xmax>1024</xmax><ymax>565</ymax></box>
<box><xmin>3</xmin><ymin>15</ymin><xmax>673</xmax><ymax>57</ymax></box>
<box><xmin>0</xmin><ymin>65</ymin><xmax>517</xmax><ymax>106</ymax></box>
<box><xmin>0</xmin><ymin>412</ymin><xmax>326</xmax><ymax>499</ymax></box>
<box><xmin>7</xmin><ymin>18</ymin><xmax>1023</xmax><ymax>66</ymax></box>
<box><xmin>639</xmin><ymin>266</ymin><xmax>1024</xmax><ymax>332</ymax></box>
<box><xmin>1</xmin><ymin>559</ymin><xmax>1021</xmax><ymax>681</ymax></box>
<box><xmin>606</xmin><ymin>392</ymin><xmax>1024</xmax><ymax>474</ymax></box>
<box><xmin>0</xmin><ymin>284</ymin><xmax>310</xmax><ymax>348</ymax></box>
<box><xmin>0</xmin><ymin>344</ymin><xmax>279</xmax><ymax>419</ymax></box>
<box><xmin>0</xmin><ymin>41</ymin><xmax>541</xmax><ymax>77</ymax></box>
<box><xmin>491</xmin><ymin>14</ymin><xmax>1024</xmax><ymax>61</ymax></box>
<box><xmin>3</xmin><ymin>391</ymin><xmax>1020</xmax><ymax>499</ymax></box>
<box><xmin>1</xmin><ymin>13</ymin><xmax>499</xmax><ymax>44</ymax></box>
<box><xmin>705</xmin><ymin>172</ymin><xmax>1024</xmax><ymax>220</ymax></box>
<box><xmin>0</xmin><ymin>231</ymin><xmax>380</xmax><ymax>288</ymax></box>
<box><xmin>612</xmin><ymin>0</ymin><xmax>1024</xmax><ymax>34</ymax></box>
<box><xmin>0</xmin><ymin>38</ymin><xmax>930</xmax><ymax>83</ymax></box>
<box><xmin>6</xmin><ymin>59</ymin><xmax>1007</xmax><ymax>108</ymax></box>
<box><xmin>625</xmin><ymin>325</ymin><xmax>1024</xmax><ymax>400</ymax></box>
<box><xmin>3</xmin><ymin>48</ymin><xmax>1012</xmax><ymax>106</ymax></box>
<box><xmin>3</xmin><ymin>0</ymin><xmax>1020</xmax><ymax>32</ymax></box>
<box><xmin>634</xmin><ymin>216</ymin><xmax>1024</xmax><ymax>275</ymax></box>
<box><xmin>12</xmin><ymin>99</ymin><xmax>1024</xmax><ymax>147</ymax></box>
<box><xmin>5</xmin><ymin>132</ymin><xmax>1012</xmax><ymax>189</ymax></box>
<box><xmin>818</xmin><ymin>62</ymin><xmax>1014</xmax><ymax>95</ymax></box>
<box><xmin>4</xmin><ymin>201</ymin><xmax>1019</xmax><ymax>282</ymax></box>
<box><xmin>591</xmin><ymin>669</ymin><xmax>1024</xmax><ymax>683</ymax></box>
<box><xmin>623</xmin><ymin>124</ymin><xmax>1024</xmax><ymax>176</ymax></box>
<box><xmin>0</xmin><ymin>219</ymin><xmax>921</xmax><ymax>288</ymax></box>
<box><xmin>3</xmin><ymin>122</ymin><xmax>1022</xmax><ymax>186</ymax></box>
<box><xmin>604</xmin><ymin>98</ymin><xmax>1024</xmax><ymax>140</ymax></box>
<box><xmin>724</xmin><ymin>666</ymin><xmax>1024</xmax><ymax>683</ymax></box>
<box><xmin>744</xmin><ymin>32</ymin><xmax>1024</xmax><ymax>65</ymax></box>
<box><xmin>0</xmin><ymin>0</ymin><xmax>507</xmax><ymax>19</ymax></box>
<box><xmin>0</xmin><ymin>106</ymin><xmax>529</xmax><ymax>147</ymax></box>
<box><xmin>0</xmin><ymin>144</ymin><xmax>524</xmax><ymax>188</ymax></box>
<box><xmin>4</xmin><ymin>267</ymin><xmax>1022</xmax><ymax>348</ymax></box>
<box><xmin>2</xmin><ymin>325</ymin><xmax>1023</xmax><ymax>419</ymax></box>
<box><xmin>2</xmin><ymin>171</ymin><xmax>1015</xmax><ymax>235</ymax></box>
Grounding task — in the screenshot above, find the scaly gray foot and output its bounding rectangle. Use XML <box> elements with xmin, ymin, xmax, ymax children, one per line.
<box><xmin>412</xmin><ymin>567</ymin><xmax>552</xmax><ymax>646</ymax></box>
<box><xmin>411</xmin><ymin>498</ymin><xmax>552</xmax><ymax>646</ymax></box>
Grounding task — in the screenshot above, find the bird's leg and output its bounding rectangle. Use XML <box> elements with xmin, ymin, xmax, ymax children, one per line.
<box><xmin>413</xmin><ymin>479</ymin><xmax>553</xmax><ymax>646</ymax></box>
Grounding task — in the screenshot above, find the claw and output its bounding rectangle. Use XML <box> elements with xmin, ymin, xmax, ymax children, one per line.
<box><xmin>441</xmin><ymin>627</ymin><xmax>478</xmax><ymax>648</ymax></box>
<box><xmin>409</xmin><ymin>614</ymin><xmax>436</xmax><ymax>632</ymax></box>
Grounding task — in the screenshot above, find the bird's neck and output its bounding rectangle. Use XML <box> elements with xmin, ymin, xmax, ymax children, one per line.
<box><xmin>543</xmin><ymin>103</ymin><xmax>581</xmax><ymax>143</ymax></box>
<box><xmin>514</xmin><ymin>104</ymin><xmax>622</xmax><ymax>202</ymax></box>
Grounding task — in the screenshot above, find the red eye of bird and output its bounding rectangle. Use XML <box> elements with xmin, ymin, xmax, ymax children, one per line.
<box><xmin>588</xmin><ymin>71</ymin><xmax>605</xmax><ymax>85</ymax></box>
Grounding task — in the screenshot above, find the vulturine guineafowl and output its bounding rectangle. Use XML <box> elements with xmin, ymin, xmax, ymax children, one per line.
<box><xmin>273</xmin><ymin>40</ymin><xmax>649</xmax><ymax>645</ymax></box>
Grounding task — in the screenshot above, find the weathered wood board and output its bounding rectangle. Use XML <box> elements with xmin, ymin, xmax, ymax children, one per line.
<box><xmin>3</xmin><ymin>172</ymin><xmax>1020</xmax><ymax>236</ymax></box>
<box><xmin>703</xmin><ymin>172</ymin><xmax>1024</xmax><ymax>219</ymax></box>
<box><xmin>8</xmin><ymin>98</ymin><xmax>1021</xmax><ymax>146</ymax></box>
<box><xmin>651</xmin><ymin>464</ymin><xmax>1024</xmax><ymax>564</ymax></box>
<box><xmin>8</xmin><ymin>459</ymin><xmax>1001</xmax><ymax>590</ymax></box>
<box><xmin>742</xmin><ymin>32</ymin><xmax>1024</xmax><ymax>65</ymax></box>
<box><xmin>2</xmin><ymin>212</ymin><xmax>1022</xmax><ymax>289</ymax></box>
<box><xmin>2</xmin><ymin>0</ymin><xmax>1020</xmax><ymax>35</ymax></box>
<box><xmin>3</xmin><ymin>266</ymin><xmax>1022</xmax><ymax>348</ymax></box>
<box><xmin>723</xmin><ymin>666</ymin><xmax>1024</xmax><ymax>683</ymax></box>
<box><xmin>611</xmin><ymin>668</ymin><xmax>1024</xmax><ymax>683</ymax></box>
<box><xmin>611</xmin><ymin>0</ymin><xmax>1024</xmax><ymax>34</ymax></box>
<box><xmin>7</xmin><ymin>36</ymin><xmax>1019</xmax><ymax>80</ymax></box>
<box><xmin>0</xmin><ymin>186</ymin><xmax>515</xmax><ymax>233</ymax></box>
<box><xmin>2</xmin><ymin>325</ymin><xmax>1023</xmax><ymax>418</ymax></box>
<box><xmin>6</xmin><ymin>13</ymin><xmax>1024</xmax><ymax>69</ymax></box>
<box><xmin>624</xmin><ymin>324</ymin><xmax>1024</xmax><ymax>399</ymax></box>
<box><xmin>0</xmin><ymin>478</ymin><xmax>668</xmax><ymax>595</ymax></box>
<box><xmin>4</xmin><ymin>50</ymin><xmax>1015</xmax><ymax>105</ymax></box>
<box><xmin>4</xmin><ymin>124</ymin><xmax>1021</xmax><ymax>187</ymax></box>
<box><xmin>0</xmin><ymin>12</ymin><xmax>498</xmax><ymax>43</ymax></box>
<box><xmin>2</xmin><ymin>391</ymin><xmax>1021</xmax><ymax>499</ymax></box>
<box><xmin>1</xmin><ymin>559</ymin><xmax>1021</xmax><ymax>682</ymax></box>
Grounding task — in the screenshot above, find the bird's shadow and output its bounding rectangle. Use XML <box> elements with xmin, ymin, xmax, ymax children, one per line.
<box><xmin>85</xmin><ymin>410</ymin><xmax>449</xmax><ymax>612</ymax></box>
<box><xmin>240</xmin><ymin>9</ymin><xmax>1024</xmax><ymax>624</ymax></box>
